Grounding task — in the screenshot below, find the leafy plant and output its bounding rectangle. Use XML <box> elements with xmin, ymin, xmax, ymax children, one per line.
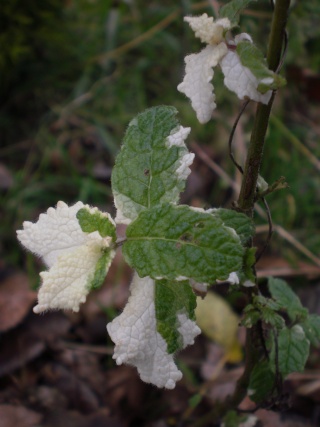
<box><xmin>16</xmin><ymin>0</ymin><xmax>320</xmax><ymax>421</ymax></box>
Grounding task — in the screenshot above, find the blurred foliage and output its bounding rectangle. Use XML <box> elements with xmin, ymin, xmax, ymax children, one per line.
<box><xmin>0</xmin><ymin>0</ymin><xmax>319</xmax><ymax>268</ymax></box>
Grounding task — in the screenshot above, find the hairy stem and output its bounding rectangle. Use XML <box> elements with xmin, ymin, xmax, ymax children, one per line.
<box><xmin>233</xmin><ymin>0</ymin><xmax>291</xmax><ymax>412</ymax></box>
<box><xmin>238</xmin><ymin>0</ymin><xmax>290</xmax><ymax>213</ymax></box>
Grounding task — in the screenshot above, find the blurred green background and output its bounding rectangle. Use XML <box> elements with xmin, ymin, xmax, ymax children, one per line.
<box><xmin>1</xmin><ymin>0</ymin><xmax>319</xmax><ymax>272</ymax></box>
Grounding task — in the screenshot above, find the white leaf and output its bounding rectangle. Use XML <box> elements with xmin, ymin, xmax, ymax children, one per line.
<box><xmin>178</xmin><ymin>43</ymin><xmax>228</xmax><ymax>124</ymax></box>
<box><xmin>184</xmin><ymin>14</ymin><xmax>231</xmax><ymax>45</ymax></box>
<box><xmin>35</xmin><ymin>242</ymin><xmax>115</xmax><ymax>313</ymax></box>
<box><xmin>107</xmin><ymin>272</ymin><xmax>200</xmax><ymax>389</ymax></box>
<box><xmin>17</xmin><ymin>201</ymin><xmax>89</xmax><ymax>267</ymax></box>
<box><xmin>17</xmin><ymin>201</ymin><xmax>115</xmax><ymax>313</ymax></box>
<box><xmin>220</xmin><ymin>48</ymin><xmax>272</xmax><ymax>104</ymax></box>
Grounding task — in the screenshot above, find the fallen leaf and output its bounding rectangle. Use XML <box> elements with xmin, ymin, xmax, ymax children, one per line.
<box><xmin>0</xmin><ymin>312</ymin><xmax>70</xmax><ymax>377</ymax></box>
<box><xmin>0</xmin><ymin>273</ymin><xmax>36</xmax><ymax>332</ymax></box>
<box><xmin>0</xmin><ymin>404</ymin><xmax>42</xmax><ymax>427</ymax></box>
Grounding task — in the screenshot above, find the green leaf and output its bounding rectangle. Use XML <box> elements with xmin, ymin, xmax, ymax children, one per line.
<box><xmin>249</xmin><ymin>360</ymin><xmax>276</xmax><ymax>403</ymax></box>
<box><xmin>155</xmin><ymin>279</ymin><xmax>196</xmax><ymax>353</ymax></box>
<box><xmin>90</xmin><ymin>249</ymin><xmax>115</xmax><ymax>290</ymax></box>
<box><xmin>222</xmin><ymin>410</ymin><xmax>249</xmax><ymax>427</ymax></box>
<box><xmin>209</xmin><ymin>208</ymin><xmax>255</xmax><ymax>245</ymax></box>
<box><xmin>241</xmin><ymin>305</ymin><xmax>260</xmax><ymax>328</ymax></box>
<box><xmin>123</xmin><ymin>204</ymin><xmax>244</xmax><ymax>283</ymax></box>
<box><xmin>301</xmin><ymin>314</ymin><xmax>320</xmax><ymax>347</ymax></box>
<box><xmin>240</xmin><ymin>247</ymin><xmax>256</xmax><ymax>284</ymax></box>
<box><xmin>219</xmin><ymin>0</ymin><xmax>256</xmax><ymax>27</ymax></box>
<box><xmin>111</xmin><ymin>106</ymin><xmax>192</xmax><ymax>224</ymax></box>
<box><xmin>236</xmin><ymin>41</ymin><xmax>286</xmax><ymax>92</ymax></box>
<box><xmin>188</xmin><ymin>393</ymin><xmax>202</xmax><ymax>409</ymax></box>
<box><xmin>268</xmin><ymin>277</ymin><xmax>308</xmax><ymax>322</ymax></box>
<box><xmin>272</xmin><ymin>325</ymin><xmax>310</xmax><ymax>378</ymax></box>
<box><xmin>77</xmin><ymin>207</ymin><xmax>116</xmax><ymax>241</ymax></box>
<box><xmin>260</xmin><ymin>306</ymin><xmax>285</xmax><ymax>329</ymax></box>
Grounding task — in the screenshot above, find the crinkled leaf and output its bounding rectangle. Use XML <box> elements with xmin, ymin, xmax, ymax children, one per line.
<box><xmin>77</xmin><ymin>207</ymin><xmax>116</xmax><ymax>241</ymax></box>
<box><xmin>219</xmin><ymin>0</ymin><xmax>256</xmax><ymax>27</ymax></box>
<box><xmin>268</xmin><ymin>277</ymin><xmax>308</xmax><ymax>322</ymax></box>
<box><xmin>111</xmin><ymin>106</ymin><xmax>192</xmax><ymax>223</ymax></box>
<box><xmin>35</xmin><ymin>243</ymin><xmax>115</xmax><ymax>313</ymax></box>
<box><xmin>241</xmin><ymin>305</ymin><xmax>260</xmax><ymax>328</ymax></box>
<box><xmin>272</xmin><ymin>325</ymin><xmax>310</xmax><ymax>378</ymax></box>
<box><xmin>123</xmin><ymin>204</ymin><xmax>244</xmax><ymax>283</ymax></box>
<box><xmin>260</xmin><ymin>306</ymin><xmax>285</xmax><ymax>329</ymax></box>
<box><xmin>90</xmin><ymin>249</ymin><xmax>115</xmax><ymax>290</ymax></box>
<box><xmin>239</xmin><ymin>247</ymin><xmax>256</xmax><ymax>284</ymax></box>
<box><xmin>236</xmin><ymin>41</ymin><xmax>286</xmax><ymax>92</ymax></box>
<box><xmin>155</xmin><ymin>279</ymin><xmax>197</xmax><ymax>353</ymax></box>
<box><xmin>301</xmin><ymin>314</ymin><xmax>320</xmax><ymax>347</ymax></box>
<box><xmin>107</xmin><ymin>272</ymin><xmax>200</xmax><ymax>389</ymax></box>
<box><xmin>209</xmin><ymin>208</ymin><xmax>255</xmax><ymax>245</ymax></box>
<box><xmin>177</xmin><ymin>44</ymin><xmax>228</xmax><ymax>124</ymax></box>
<box><xmin>249</xmin><ymin>360</ymin><xmax>276</xmax><ymax>403</ymax></box>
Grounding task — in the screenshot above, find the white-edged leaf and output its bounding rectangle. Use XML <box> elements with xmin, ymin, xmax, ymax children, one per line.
<box><xmin>17</xmin><ymin>201</ymin><xmax>116</xmax><ymax>313</ymax></box>
<box><xmin>123</xmin><ymin>203</ymin><xmax>244</xmax><ymax>283</ymax></box>
<box><xmin>17</xmin><ymin>201</ymin><xmax>89</xmax><ymax>267</ymax></box>
<box><xmin>107</xmin><ymin>272</ymin><xmax>200</xmax><ymax>389</ymax></box>
<box><xmin>236</xmin><ymin>40</ymin><xmax>286</xmax><ymax>92</ymax></box>
<box><xmin>184</xmin><ymin>13</ymin><xmax>231</xmax><ymax>44</ymax></box>
<box><xmin>178</xmin><ymin>44</ymin><xmax>228</xmax><ymax>124</ymax></box>
<box><xmin>220</xmin><ymin>45</ymin><xmax>272</xmax><ymax>104</ymax></box>
<box><xmin>35</xmin><ymin>245</ymin><xmax>115</xmax><ymax>313</ymax></box>
<box><xmin>155</xmin><ymin>279</ymin><xmax>199</xmax><ymax>353</ymax></box>
<box><xmin>111</xmin><ymin>106</ymin><xmax>193</xmax><ymax>224</ymax></box>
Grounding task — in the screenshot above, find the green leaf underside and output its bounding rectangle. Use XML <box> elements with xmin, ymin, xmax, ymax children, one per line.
<box><xmin>111</xmin><ymin>106</ymin><xmax>191</xmax><ymax>223</ymax></box>
<box><xmin>210</xmin><ymin>208</ymin><xmax>254</xmax><ymax>245</ymax></box>
<box><xmin>236</xmin><ymin>41</ymin><xmax>286</xmax><ymax>92</ymax></box>
<box><xmin>301</xmin><ymin>314</ymin><xmax>320</xmax><ymax>347</ymax></box>
<box><xmin>268</xmin><ymin>277</ymin><xmax>308</xmax><ymax>321</ymax></box>
<box><xmin>242</xmin><ymin>295</ymin><xmax>284</xmax><ymax>329</ymax></box>
<box><xmin>219</xmin><ymin>0</ymin><xmax>256</xmax><ymax>26</ymax></box>
<box><xmin>249</xmin><ymin>360</ymin><xmax>276</xmax><ymax>403</ymax></box>
<box><xmin>272</xmin><ymin>326</ymin><xmax>310</xmax><ymax>378</ymax></box>
<box><xmin>222</xmin><ymin>410</ymin><xmax>250</xmax><ymax>427</ymax></box>
<box><xmin>240</xmin><ymin>247</ymin><xmax>256</xmax><ymax>283</ymax></box>
<box><xmin>155</xmin><ymin>279</ymin><xmax>196</xmax><ymax>353</ymax></box>
<box><xmin>89</xmin><ymin>249</ymin><xmax>114</xmax><ymax>290</ymax></box>
<box><xmin>77</xmin><ymin>208</ymin><xmax>116</xmax><ymax>241</ymax></box>
<box><xmin>123</xmin><ymin>204</ymin><xmax>244</xmax><ymax>283</ymax></box>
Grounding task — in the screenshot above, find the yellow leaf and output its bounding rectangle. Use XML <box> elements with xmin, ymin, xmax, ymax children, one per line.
<box><xmin>195</xmin><ymin>292</ymin><xmax>242</xmax><ymax>363</ymax></box>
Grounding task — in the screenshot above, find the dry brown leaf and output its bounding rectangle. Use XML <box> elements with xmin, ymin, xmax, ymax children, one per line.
<box><xmin>0</xmin><ymin>273</ymin><xmax>36</xmax><ymax>332</ymax></box>
<box><xmin>42</xmin><ymin>408</ymin><xmax>124</xmax><ymax>427</ymax></box>
<box><xmin>0</xmin><ymin>404</ymin><xmax>42</xmax><ymax>427</ymax></box>
<box><xmin>0</xmin><ymin>313</ymin><xmax>70</xmax><ymax>377</ymax></box>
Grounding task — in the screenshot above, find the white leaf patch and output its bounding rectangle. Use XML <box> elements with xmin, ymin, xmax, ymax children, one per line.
<box><xmin>220</xmin><ymin>35</ymin><xmax>272</xmax><ymax>104</ymax></box>
<box><xmin>107</xmin><ymin>272</ymin><xmax>200</xmax><ymax>389</ymax></box>
<box><xmin>17</xmin><ymin>201</ymin><xmax>115</xmax><ymax>313</ymax></box>
<box><xmin>178</xmin><ymin>43</ymin><xmax>228</xmax><ymax>124</ymax></box>
<box><xmin>184</xmin><ymin>14</ymin><xmax>231</xmax><ymax>45</ymax></box>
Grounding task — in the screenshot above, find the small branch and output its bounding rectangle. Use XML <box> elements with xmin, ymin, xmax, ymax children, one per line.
<box><xmin>228</xmin><ymin>100</ymin><xmax>250</xmax><ymax>174</ymax></box>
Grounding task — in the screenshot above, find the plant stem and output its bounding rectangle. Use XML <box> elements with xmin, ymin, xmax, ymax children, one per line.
<box><xmin>238</xmin><ymin>0</ymin><xmax>291</xmax><ymax>214</ymax></box>
<box><xmin>232</xmin><ymin>0</ymin><xmax>291</xmax><ymax>414</ymax></box>
<box><xmin>196</xmin><ymin>2</ymin><xmax>291</xmax><ymax>425</ymax></box>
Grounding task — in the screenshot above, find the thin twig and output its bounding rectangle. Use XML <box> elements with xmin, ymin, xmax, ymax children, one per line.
<box><xmin>228</xmin><ymin>100</ymin><xmax>250</xmax><ymax>174</ymax></box>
